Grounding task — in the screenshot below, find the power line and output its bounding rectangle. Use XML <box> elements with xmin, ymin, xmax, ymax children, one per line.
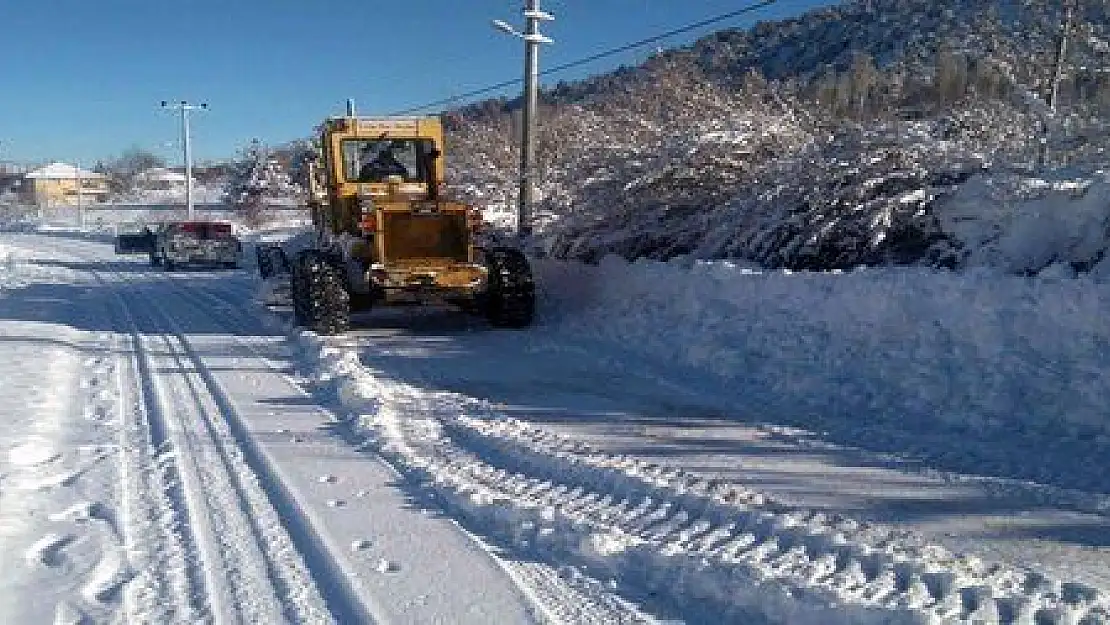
<box><xmin>389</xmin><ymin>0</ymin><xmax>777</xmax><ymax>116</ymax></box>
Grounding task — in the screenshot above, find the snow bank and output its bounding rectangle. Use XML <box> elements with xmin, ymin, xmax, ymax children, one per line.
<box><xmin>938</xmin><ymin>173</ymin><xmax>1110</xmax><ymax>275</ymax></box>
<box><xmin>293</xmin><ymin>331</ymin><xmax>1110</xmax><ymax>625</ymax></box>
<box><xmin>264</xmin><ymin>222</ymin><xmax>1110</xmax><ymax>621</ymax></box>
<box><xmin>534</xmin><ymin>257</ymin><xmax>1110</xmax><ymax>483</ymax></box>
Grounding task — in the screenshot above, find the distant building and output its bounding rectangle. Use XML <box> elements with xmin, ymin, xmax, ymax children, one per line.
<box><xmin>22</xmin><ymin>162</ymin><xmax>109</xmax><ymax>206</ymax></box>
<box><xmin>135</xmin><ymin>167</ymin><xmax>190</xmax><ymax>192</ymax></box>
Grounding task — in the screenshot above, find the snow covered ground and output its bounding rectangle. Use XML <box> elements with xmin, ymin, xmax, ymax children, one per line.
<box><xmin>1</xmin><ymin>231</ymin><xmax>1108</xmax><ymax>624</ymax></box>
<box><xmin>290</xmin><ymin>258</ymin><xmax>1110</xmax><ymax>623</ymax></box>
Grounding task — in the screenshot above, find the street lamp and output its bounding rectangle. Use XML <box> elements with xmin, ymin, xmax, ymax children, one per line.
<box><xmin>160</xmin><ymin>100</ymin><xmax>207</xmax><ymax>219</ymax></box>
<box><xmin>492</xmin><ymin>1</ymin><xmax>554</xmax><ymax>243</ymax></box>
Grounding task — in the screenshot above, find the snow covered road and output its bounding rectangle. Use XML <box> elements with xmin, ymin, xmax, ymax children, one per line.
<box><xmin>325</xmin><ymin>313</ymin><xmax>1110</xmax><ymax>588</ymax></box>
<box><xmin>0</xmin><ymin>234</ymin><xmax>617</xmax><ymax>624</ymax></box>
<box><xmin>1</xmin><ymin>232</ymin><xmax>1108</xmax><ymax>624</ymax></box>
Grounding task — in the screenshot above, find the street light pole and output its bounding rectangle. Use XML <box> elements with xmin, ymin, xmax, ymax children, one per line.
<box><xmin>161</xmin><ymin>100</ymin><xmax>207</xmax><ymax>219</ymax></box>
<box><xmin>493</xmin><ymin>1</ymin><xmax>554</xmax><ymax>243</ymax></box>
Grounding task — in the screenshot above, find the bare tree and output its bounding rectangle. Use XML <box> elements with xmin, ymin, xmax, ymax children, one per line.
<box><xmin>849</xmin><ymin>51</ymin><xmax>879</xmax><ymax>117</ymax></box>
<box><xmin>100</xmin><ymin>147</ymin><xmax>168</xmax><ymax>198</ymax></box>
<box><xmin>935</xmin><ymin>43</ymin><xmax>967</xmax><ymax>107</ymax></box>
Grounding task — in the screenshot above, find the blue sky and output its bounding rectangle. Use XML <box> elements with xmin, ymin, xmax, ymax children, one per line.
<box><xmin>1</xmin><ymin>0</ymin><xmax>834</xmax><ymax>166</ymax></box>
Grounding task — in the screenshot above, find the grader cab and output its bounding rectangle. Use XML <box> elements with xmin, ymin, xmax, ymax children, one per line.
<box><xmin>263</xmin><ymin>114</ymin><xmax>534</xmax><ymax>335</ymax></box>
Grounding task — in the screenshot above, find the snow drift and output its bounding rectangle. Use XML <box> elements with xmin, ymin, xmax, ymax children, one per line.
<box><xmin>531</xmin><ymin>255</ymin><xmax>1110</xmax><ymax>492</ymax></box>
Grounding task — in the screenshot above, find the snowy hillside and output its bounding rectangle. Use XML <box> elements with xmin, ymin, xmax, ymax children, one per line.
<box><xmin>446</xmin><ymin>0</ymin><xmax>1110</xmax><ymax>275</ymax></box>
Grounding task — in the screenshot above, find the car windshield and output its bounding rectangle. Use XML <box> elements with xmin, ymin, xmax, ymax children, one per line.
<box><xmin>342</xmin><ymin>138</ymin><xmax>435</xmax><ymax>183</ymax></box>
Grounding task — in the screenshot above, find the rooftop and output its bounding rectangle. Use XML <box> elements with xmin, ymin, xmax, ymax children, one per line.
<box><xmin>25</xmin><ymin>162</ymin><xmax>107</xmax><ymax>180</ymax></box>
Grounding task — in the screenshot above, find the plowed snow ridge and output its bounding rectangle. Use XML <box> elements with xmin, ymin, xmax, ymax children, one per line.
<box><xmin>299</xmin><ymin>333</ymin><xmax>1110</xmax><ymax>625</ymax></box>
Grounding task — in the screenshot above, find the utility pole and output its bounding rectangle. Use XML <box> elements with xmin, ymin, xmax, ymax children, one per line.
<box><xmin>493</xmin><ymin>1</ymin><xmax>554</xmax><ymax>243</ymax></box>
<box><xmin>75</xmin><ymin>161</ymin><xmax>83</xmax><ymax>230</ymax></box>
<box><xmin>161</xmin><ymin>100</ymin><xmax>207</xmax><ymax>219</ymax></box>
<box><xmin>1049</xmin><ymin>0</ymin><xmax>1075</xmax><ymax>115</ymax></box>
<box><xmin>1042</xmin><ymin>0</ymin><xmax>1076</xmax><ymax>167</ymax></box>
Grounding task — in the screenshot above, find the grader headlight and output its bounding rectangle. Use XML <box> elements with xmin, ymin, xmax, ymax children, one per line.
<box><xmin>357</xmin><ymin>193</ymin><xmax>377</xmax><ymax>233</ymax></box>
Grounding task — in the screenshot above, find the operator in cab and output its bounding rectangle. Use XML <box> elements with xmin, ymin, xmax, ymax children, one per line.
<box><xmin>359</xmin><ymin>143</ymin><xmax>409</xmax><ymax>182</ymax></box>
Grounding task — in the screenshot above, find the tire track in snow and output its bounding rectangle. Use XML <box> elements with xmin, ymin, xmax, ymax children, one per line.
<box><xmin>444</xmin><ymin>416</ymin><xmax>1110</xmax><ymax>624</ymax></box>
<box><xmin>48</xmin><ymin>236</ymin><xmax>1110</xmax><ymax>623</ymax></box>
<box><xmin>171</xmin><ymin>274</ymin><xmax>659</xmax><ymax>625</ymax></box>
<box><xmin>54</xmin><ymin>245</ymin><xmax>343</xmax><ymax>624</ymax></box>
<box><xmin>151</xmin><ymin>265</ymin><xmax>394</xmax><ymax>620</ymax></box>
<box><xmin>7</xmin><ymin>239</ymin><xmax>210</xmax><ymax>623</ymax></box>
<box><xmin>502</xmin><ymin>560</ymin><xmax>660</xmax><ymax>624</ymax></box>
<box><xmin>300</xmin><ymin>337</ymin><xmax>1110</xmax><ymax>625</ymax></box>
<box><xmin>192</xmin><ymin>269</ymin><xmax>1110</xmax><ymax>624</ymax></box>
<box><xmin>4</xmin><ymin>242</ymin><xmax>207</xmax><ymax>625</ymax></box>
<box><xmin>112</xmin><ymin>290</ymin><xmax>227</xmax><ymax>621</ymax></box>
<box><xmin>129</xmin><ymin>295</ymin><xmax>293</xmax><ymax>624</ymax></box>
<box><xmin>101</xmin><ymin>272</ymin><xmax>213</xmax><ymax>624</ymax></box>
<box><xmin>34</xmin><ymin>235</ymin><xmax>1110</xmax><ymax>625</ymax></box>
<box><xmin>110</xmin><ymin>282</ymin><xmax>341</xmax><ymax>624</ymax></box>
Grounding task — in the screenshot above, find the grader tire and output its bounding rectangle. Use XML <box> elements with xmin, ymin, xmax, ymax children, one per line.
<box><xmin>483</xmin><ymin>247</ymin><xmax>535</xmax><ymax>328</ymax></box>
<box><xmin>292</xmin><ymin>251</ymin><xmax>350</xmax><ymax>335</ymax></box>
<box><xmin>256</xmin><ymin>244</ymin><xmax>291</xmax><ymax>279</ymax></box>
<box><xmin>256</xmin><ymin>246</ymin><xmax>275</xmax><ymax>278</ymax></box>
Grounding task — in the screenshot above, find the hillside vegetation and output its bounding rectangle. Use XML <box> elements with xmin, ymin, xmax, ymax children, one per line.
<box><xmin>445</xmin><ymin>0</ymin><xmax>1110</xmax><ymax>276</ymax></box>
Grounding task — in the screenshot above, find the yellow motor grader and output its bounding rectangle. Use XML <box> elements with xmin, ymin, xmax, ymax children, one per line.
<box><xmin>257</xmin><ymin>111</ymin><xmax>534</xmax><ymax>334</ymax></box>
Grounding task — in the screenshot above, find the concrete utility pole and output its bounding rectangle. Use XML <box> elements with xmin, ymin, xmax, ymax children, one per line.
<box><xmin>1049</xmin><ymin>0</ymin><xmax>1076</xmax><ymax>115</ymax></box>
<box><xmin>1037</xmin><ymin>0</ymin><xmax>1076</xmax><ymax>168</ymax></box>
<box><xmin>161</xmin><ymin>100</ymin><xmax>207</xmax><ymax>219</ymax></box>
<box><xmin>493</xmin><ymin>0</ymin><xmax>554</xmax><ymax>243</ymax></box>
<box><xmin>75</xmin><ymin>162</ymin><xmax>83</xmax><ymax>230</ymax></box>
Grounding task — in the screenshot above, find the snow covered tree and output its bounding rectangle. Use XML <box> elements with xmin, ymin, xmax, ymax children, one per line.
<box><xmin>98</xmin><ymin>147</ymin><xmax>167</xmax><ymax>198</ymax></box>
<box><xmin>445</xmin><ymin>0</ymin><xmax>1110</xmax><ymax>271</ymax></box>
<box><xmin>222</xmin><ymin>139</ymin><xmax>303</xmax><ymax>226</ymax></box>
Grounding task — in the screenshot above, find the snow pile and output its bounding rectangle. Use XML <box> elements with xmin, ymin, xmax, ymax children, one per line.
<box><xmin>533</xmin><ymin>256</ymin><xmax>1110</xmax><ymax>489</ymax></box>
<box><xmin>293</xmin><ymin>331</ymin><xmax>1110</xmax><ymax>624</ymax></box>
<box><xmin>937</xmin><ymin>172</ymin><xmax>1110</xmax><ymax>277</ymax></box>
<box><xmin>246</xmin><ymin>217</ymin><xmax>1110</xmax><ymax>492</ymax></box>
